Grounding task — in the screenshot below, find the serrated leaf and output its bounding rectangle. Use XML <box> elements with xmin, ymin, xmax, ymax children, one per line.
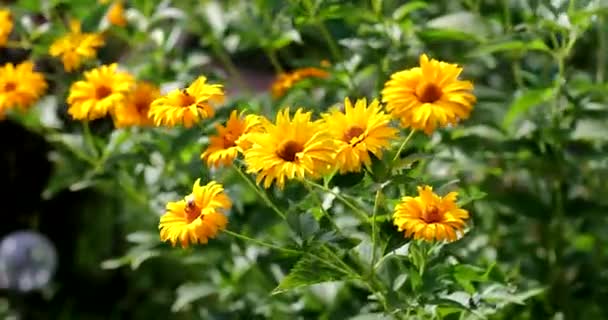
<box><xmin>272</xmin><ymin>247</ymin><xmax>353</xmax><ymax>294</ymax></box>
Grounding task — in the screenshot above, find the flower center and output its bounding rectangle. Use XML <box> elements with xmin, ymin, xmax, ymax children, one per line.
<box><xmin>3</xmin><ymin>82</ymin><xmax>17</xmax><ymax>91</ymax></box>
<box><xmin>184</xmin><ymin>195</ymin><xmax>201</xmax><ymax>224</ymax></box>
<box><xmin>135</xmin><ymin>101</ymin><xmax>150</xmax><ymax>114</ymax></box>
<box><xmin>222</xmin><ymin>132</ymin><xmax>237</xmax><ymax>149</ymax></box>
<box><xmin>179</xmin><ymin>89</ymin><xmax>196</xmax><ymax>107</ymax></box>
<box><xmin>277</xmin><ymin>140</ymin><xmax>303</xmax><ymax>162</ymax></box>
<box><xmin>343</xmin><ymin>126</ymin><xmax>365</xmax><ymax>143</ymax></box>
<box><xmin>96</xmin><ymin>85</ymin><xmax>112</xmax><ymax>99</ymax></box>
<box><xmin>421</xmin><ymin>205</ymin><xmax>443</xmax><ymax>224</ymax></box>
<box><xmin>416</xmin><ymin>82</ymin><xmax>443</xmax><ymax>103</ymax></box>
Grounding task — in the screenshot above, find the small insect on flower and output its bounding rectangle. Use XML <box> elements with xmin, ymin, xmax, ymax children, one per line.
<box><xmin>322</xmin><ymin>98</ymin><xmax>398</xmax><ymax>173</ymax></box>
<box><xmin>67</xmin><ymin>63</ymin><xmax>135</xmax><ymax>121</ymax></box>
<box><xmin>49</xmin><ymin>20</ymin><xmax>105</xmax><ymax>72</ymax></box>
<box><xmin>382</xmin><ymin>54</ymin><xmax>476</xmax><ymax>135</ymax></box>
<box><xmin>148</xmin><ymin>76</ymin><xmax>225</xmax><ymax>128</ymax></box>
<box><xmin>159</xmin><ymin>179</ymin><xmax>231</xmax><ymax>248</ymax></box>
<box><xmin>201</xmin><ymin>110</ymin><xmax>263</xmax><ymax>168</ymax></box>
<box><xmin>0</xmin><ymin>61</ymin><xmax>47</xmax><ymax>118</ymax></box>
<box><xmin>244</xmin><ymin>108</ymin><xmax>336</xmax><ymax>189</ymax></box>
<box><xmin>0</xmin><ymin>9</ymin><xmax>13</xmax><ymax>47</ymax></box>
<box><xmin>393</xmin><ymin>185</ymin><xmax>469</xmax><ymax>242</ymax></box>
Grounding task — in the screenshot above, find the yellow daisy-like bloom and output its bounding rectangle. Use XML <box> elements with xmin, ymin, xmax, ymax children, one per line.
<box><xmin>67</xmin><ymin>63</ymin><xmax>135</xmax><ymax>121</ymax></box>
<box><xmin>382</xmin><ymin>54</ymin><xmax>476</xmax><ymax>135</ymax></box>
<box><xmin>49</xmin><ymin>20</ymin><xmax>104</xmax><ymax>72</ymax></box>
<box><xmin>0</xmin><ymin>61</ymin><xmax>47</xmax><ymax>118</ymax></box>
<box><xmin>106</xmin><ymin>1</ymin><xmax>127</xmax><ymax>27</ymax></box>
<box><xmin>113</xmin><ymin>81</ymin><xmax>160</xmax><ymax>127</ymax></box>
<box><xmin>201</xmin><ymin>110</ymin><xmax>262</xmax><ymax>168</ymax></box>
<box><xmin>244</xmin><ymin>108</ymin><xmax>335</xmax><ymax>189</ymax></box>
<box><xmin>149</xmin><ymin>76</ymin><xmax>225</xmax><ymax>128</ymax></box>
<box><xmin>271</xmin><ymin>67</ymin><xmax>329</xmax><ymax>99</ymax></box>
<box><xmin>322</xmin><ymin>98</ymin><xmax>398</xmax><ymax>173</ymax></box>
<box><xmin>159</xmin><ymin>179</ymin><xmax>231</xmax><ymax>248</ymax></box>
<box><xmin>0</xmin><ymin>9</ymin><xmax>13</xmax><ymax>47</ymax></box>
<box><xmin>393</xmin><ymin>185</ymin><xmax>469</xmax><ymax>242</ymax></box>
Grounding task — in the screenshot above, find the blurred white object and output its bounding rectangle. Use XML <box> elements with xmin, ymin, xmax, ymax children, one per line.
<box><xmin>0</xmin><ymin>231</ymin><xmax>57</xmax><ymax>292</ymax></box>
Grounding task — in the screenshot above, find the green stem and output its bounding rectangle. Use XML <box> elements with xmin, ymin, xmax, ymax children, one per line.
<box><xmin>207</xmin><ymin>32</ymin><xmax>249</xmax><ymax>92</ymax></box>
<box><xmin>233</xmin><ymin>164</ymin><xmax>286</xmax><ymax>220</ymax></box>
<box><xmin>598</xmin><ymin>16</ymin><xmax>606</xmax><ymax>83</ymax></box>
<box><xmin>391</xmin><ymin>129</ymin><xmax>416</xmax><ymax>162</ymax></box>
<box><xmin>305</xmin><ymin>180</ymin><xmax>369</xmax><ymax>223</ymax></box>
<box><xmin>265</xmin><ymin>49</ymin><xmax>284</xmax><ymax>74</ymax></box>
<box><xmin>316</xmin><ymin>21</ymin><xmax>341</xmax><ymax>61</ymax></box>
<box><xmin>369</xmin><ymin>189</ymin><xmax>382</xmax><ymax>276</ymax></box>
<box><xmin>82</xmin><ymin>122</ymin><xmax>99</xmax><ymax>158</ymax></box>
<box><xmin>224</xmin><ymin>229</ymin><xmax>300</xmax><ymax>255</ymax></box>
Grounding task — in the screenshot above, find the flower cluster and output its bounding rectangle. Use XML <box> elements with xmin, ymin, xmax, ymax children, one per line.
<box><xmin>153</xmin><ymin>54</ymin><xmax>474</xmax><ymax>247</ymax></box>
<box><xmin>0</xmin><ymin>5</ymin><xmax>476</xmax><ymax>249</ymax></box>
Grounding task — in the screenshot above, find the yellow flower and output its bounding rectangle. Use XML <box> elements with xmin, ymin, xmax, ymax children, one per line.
<box><xmin>201</xmin><ymin>110</ymin><xmax>262</xmax><ymax>168</ymax></box>
<box><xmin>67</xmin><ymin>63</ymin><xmax>135</xmax><ymax>121</ymax></box>
<box><xmin>49</xmin><ymin>20</ymin><xmax>104</xmax><ymax>72</ymax></box>
<box><xmin>382</xmin><ymin>54</ymin><xmax>476</xmax><ymax>134</ymax></box>
<box><xmin>322</xmin><ymin>98</ymin><xmax>398</xmax><ymax>173</ymax></box>
<box><xmin>271</xmin><ymin>67</ymin><xmax>329</xmax><ymax>99</ymax></box>
<box><xmin>0</xmin><ymin>61</ymin><xmax>47</xmax><ymax>118</ymax></box>
<box><xmin>149</xmin><ymin>76</ymin><xmax>225</xmax><ymax>128</ymax></box>
<box><xmin>106</xmin><ymin>1</ymin><xmax>127</xmax><ymax>27</ymax></box>
<box><xmin>113</xmin><ymin>81</ymin><xmax>160</xmax><ymax>127</ymax></box>
<box><xmin>244</xmin><ymin>108</ymin><xmax>335</xmax><ymax>189</ymax></box>
<box><xmin>393</xmin><ymin>185</ymin><xmax>469</xmax><ymax>242</ymax></box>
<box><xmin>159</xmin><ymin>179</ymin><xmax>231</xmax><ymax>248</ymax></box>
<box><xmin>0</xmin><ymin>9</ymin><xmax>13</xmax><ymax>47</ymax></box>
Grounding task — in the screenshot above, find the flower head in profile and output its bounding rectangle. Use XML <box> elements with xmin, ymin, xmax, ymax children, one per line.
<box><xmin>159</xmin><ymin>179</ymin><xmax>231</xmax><ymax>248</ymax></box>
<box><xmin>271</xmin><ymin>67</ymin><xmax>329</xmax><ymax>99</ymax></box>
<box><xmin>49</xmin><ymin>20</ymin><xmax>105</xmax><ymax>72</ymax></box>
<box><xmin>382</xmin><ymin>54</ymin><xmax>476</xmax><ymax>134</ymax></box>
<box><xmin>0</xmin><ymin>9</ymin><xmax>13</xmax><ymax>47</ymax></box>
<box><xmin>244</xmin><ymin>108</ymin><xmax>335</xmax><ymax>189</ymax></box>
<box><xmin>201</xmin><ymin>110</ymin><xmax>263</xmax><ymax>168</ymax></box>
<box><xmin>67</xmin><ymin>63</ymin><xmax>134</xmax><ymax>120</ymax></box>
<box><xmin>106</xmin><ymin>1</ymin><xmax>127</xmax><ymax>27</ymax></box>
<box><xmin>149</xmin><ymin>76</ymin><xmax>225</xmax><ymax>128</ymax></box>
<box><xmin>322</xmin><ymin>98</ymin><xmax>398</xmax><ymax>173</ymax></box>
<box><xmin>112</xmin><ymin>81</ymin><xmax>160</xmax><ymax>127</ymax></box>
<box><xmin>0</xmin><ymin>61</ymin><xmax>47</xmax><ymax>118</ymax></box>
<box><xmin>393</xmin><ymin>185</ymin><xmax>469</xmax><ymax>242</ymax></box>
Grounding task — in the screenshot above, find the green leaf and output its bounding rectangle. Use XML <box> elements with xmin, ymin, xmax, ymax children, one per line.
<box><xmin>468</xmin><ymin>39</ymin><xmax>550</xmax><ymax>57</ymax></box>
<box><xmin>287</xmin><ymin>211</ymin><xmax>320</xmax><ymax>244</ymax></box>
<box><xmin>392</xmin><ymin>1</ymin><xmax>427</xmax><ymax>20</ymax></box>
<box><xmin>571</xmin><ymin>119</ymin><xmax>608</xmax><ymax>141</ymax></box>
<box><xmin>453</xmin><ymin>264</ymin><xmax>495</xmax><ymax>293</ymax></box>
<box><xmin>423</xmin><ymin>11</ymin><xmax>487</xmax><ymax>41</ymax></box>
<box><xmin>171</xmin><ymin>282</ymin><xmax>216</xmax><ymax>312</ymax></box>
<box><xmin>272</xmin><ymin>247</ymin><xmax>354</xmax><ymax>294</ymax></box>
<box><xmin>503</xmin><ymin>88</ymin><xmax>556</xmax><ymax>129</ymax></box>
